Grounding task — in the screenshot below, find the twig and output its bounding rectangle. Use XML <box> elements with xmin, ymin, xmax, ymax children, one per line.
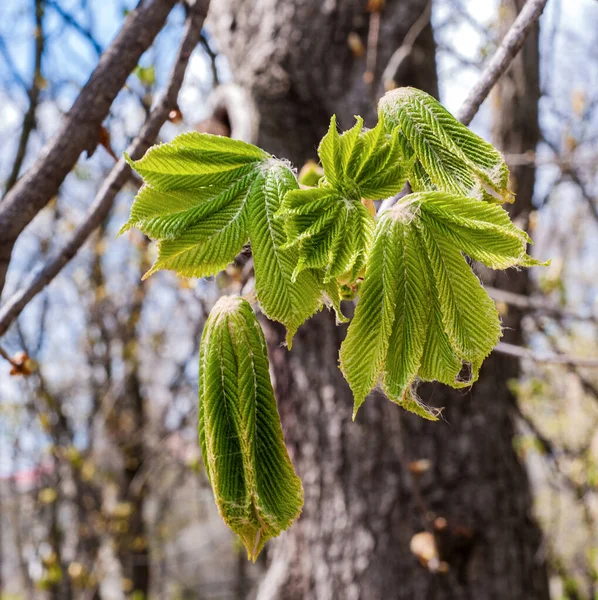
<box><xmin>0</xmin><ymin>343</ymin><xmax>19</xmax><ymax>369</ymax></box>
<box><xmin>379</xmin><ymin>0</ymin><xmax>547</xmax><ymax>213</ymax></box>
<box><xmin>532</xmin><ymin>317</ymin><xmax>598</xmax><ymax>402</ymax></box>
<box><xmin>363</xmin><ymin>0</ymin><xmax>382</xmax><ymax>88</ymax></box>
<box><xmin>495</xmin><ymin>342</ymin><xmax>598</xmax><ymax>368</ymax></box>
<box><xmin>0</xmin><ymin>0</ymin><xmax>177</xmax><ymax>297</ymax></box>
<box><xmin>4</xmin><ymin>0</ymin><xmax>45</xmax><ymax>195</ymax></box>
<box><xmin>45</xmin><ymin>0</ymin><xmax>103</xmax><ymax>57</ymax></box>
<box><xmin>457</xmin><ymin>0</ymin><xmax>549</xmax><ymax>126</ymax></box>
<box><xmin>0</xmin><ymin>0</ymin><xmax>210</xmax><ymax>338</ymax></box>
<box><xmin>541</xmin><ymin>135</ymin><xmax>598</xmax><ymax>224</ymax></box>
<box><xmin>443</xmin><ymin>0</ymin><xmax>494</xmax><ymax>39</ymax></box>
<box><xmin>382</xmin><ymin>1</ymin><xmax>432</xmax><ymax>90</ymax></box>
<box><xmin>0</xmin><ymin>37</ymin><xmax>28</xmax><ymax>91</ymax></box>
<box><xmin>435</xmin><ymin>41</ymin><xmax>484</xmax><ymax>70</ymax></box>
<box><xmin>565</xmin><ymin>168</ymin><xmax>598</xmax><ymax>225</ymax></box>
<box><xmin>199</xmin><ymin>33</ymin><xmax>219</xmax><ymax>86</ymax></box>
<box><xmin>487</xmin><ymin>286</ymin><xmax>597</xmax><ymax>324</ymax></box>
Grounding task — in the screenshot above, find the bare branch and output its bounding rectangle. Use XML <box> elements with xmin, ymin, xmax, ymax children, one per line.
<box><xmin>565</xmin><ymin>167</ymin><xmax>598</xmax><ymax>225</ymax></box>
<box><xmin>487</xmin><ymin>286</ymin><xmax>598</xmax><ymax>324</ymax></box>
<box><xmin>45</xmin><ymin>0</ymin><xmax>103</xmax><ymax>57</ymax></box>
<box><xmin>0</xmin><ymin>0</ymin><xmax>211</xmax><ymax>338</ymax></box>
<box><xmin>457</xmin><ymin>0</ymin><xmax>549</xmax><ymax>126</ymax></box>
<box><xmin>495</xmin><ymin>342</ymin><xmax>598</xmax><ymax>368</ymax></box>
<box><xmin>379</xmin><ymin>0</ymin><xmax>548</xmax><ymax>214</ymax></box>
<box><xmin>541</xmin><ymin>134</ymin><xmax>598</xmax><ymax>224</ymax></box>
<box><xmin>0</xmin><ymin>343</ymin><xmax>19</xmax><ymax>369</ymax></box>
<box><xmin>532</xmin><ymin>317</ymin><xmax>598</xmax><ymax>402</ymax></box>
<box><xmin>199</xmin><ymin>33</ymin><xmax>219</xmax><ymax>85</ymax></box>
<box><xmin>0</xmin><ymin>37</ymin><xmax>28</xmax><ymax>92</ymax></box>
<box><xmin>4</xmin><ymin>0</ymin><xmax>45</xmax><ymax>196</ymax></box>
<box><xmin>382</xmin><ymin>1</ymin><xmax>432</xmax><ymax>90</ymax></box>
<box><xmin>0</xmin><ymin>0</ymin><xmax>178</xmax><ymax>297</ymax></box>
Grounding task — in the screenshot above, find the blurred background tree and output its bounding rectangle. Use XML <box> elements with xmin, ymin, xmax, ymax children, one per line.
<box><xmin>0</xmin><ymin>0</ymin><xmax>597</xmax><ymax>599</ymax></box>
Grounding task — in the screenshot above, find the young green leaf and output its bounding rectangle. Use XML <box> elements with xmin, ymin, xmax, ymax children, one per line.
<box><xmin>139</xmin><ymin>180</ymin><xmax>253</xmax><ymax>279</ymax></box>
<box><xmin>338</xmin><ymin>216</ymin><xmax>398</xmax><ymax>414</ymax></box>
<box><xmin>335</xmin><ymin>117</ymin><xmax>411</xmax><ymax>199</ymax></box>
<box><xmin>278</xmin><ymin>115</ymin><xmax>411</xmax><ymax>284</ymax></box>
<box><xmin>340</xmin><ymin>191</ymin><xmax>544</xmax><ymax>417</ymax></box>
<box><xmin>279</xmin><ymin>186</ymin><xmax>374</xmax><ymax>283</ymax></box>
<box><xmin>121</xmin><ymin>133</ymin><xmax>268</xmax><ymax>279</ymax></box>
<box><xmin>378</xmin><ymin>87</ymin><xmax>513</xmax><ymax>203</ymax></box>
<box><xmin>340</xmin><ymin>208</ymin><xmax>438</xmax><ymax>420</ymax></box>
<box><xmin>124</xmin><ymin>132</ymin><xmax>268</xmax><ymax>190</ymax></box>
<box><xmin>413</xmin><ymin>191</ymin><xmax>546</xmax><ymax>269</ymax></box>
<box><xmin>247</xmin><ymin>163</ymin><xmax>326</xmax><ymax>346</ymax></box>
<box><xmin>198</xmin><ymin>296</ymin><xmax>303</xmax><ymax>561</ymax></box>
<box><xmin>318</xmin><ymin>116</ymin><xmax>343</xmax><ymax>188</ymax></box>
<box><xmin>122</xmin><ymin>132</ymin><xmax>340</xmax><ymax>344</ymax></box>
<box><xmin>417</xmin><ymin>221</ymin><xmax>500</xmax><ymax>379</ymax></box>
<box><xmin>382</xmin><ymin>219</ymin><xmax>431</xmax><ymax>411</ymax></box>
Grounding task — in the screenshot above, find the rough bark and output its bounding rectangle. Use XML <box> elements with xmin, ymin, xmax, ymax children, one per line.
<box><xmin>208</xmin><ymin>0</ymin><xmax>437</xmax><ymax>164</ymax></box>
<box><xmin>209</xmin><ymin>1</ymin><xmax>549</xmax><ymax>598</ymax></box>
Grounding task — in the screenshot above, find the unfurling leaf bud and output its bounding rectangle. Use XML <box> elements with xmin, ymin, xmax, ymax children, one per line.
<box><xmin>198</xmin><ymin>296</ymin><xmax>303</xmax><ymax>560</ymax></box>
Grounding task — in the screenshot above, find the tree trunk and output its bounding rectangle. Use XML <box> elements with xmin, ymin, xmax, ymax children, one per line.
<box><xmin>209</xmin><ymin>1</ymin><xmax>549</xmax><ymax>598</ymax></box>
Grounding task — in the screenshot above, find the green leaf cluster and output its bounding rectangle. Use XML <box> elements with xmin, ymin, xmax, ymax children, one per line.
<box><xmin>340</xmin><ymin>191</ymin><xmax>545</xmax><ymax>418</ymax></box>
<box><xmin>121</xmin><ymin>133</ymin><xmax>340</xmax><ymax>345</ymax></box>
<box><xmin>378</xmin><ymin>87</ymin><xmax>513</xmax><ymax>204</ymax></box>
<box><xmin>198</xmin><ymin>296</ymin><xmax>303</xmax><ymax>560</ymax></box>
<box><xmin>122</xmin><ymin>87</ymin><xmax>549</xmax><ymax>557</ymax></box>
<box><xmin>277</xmin><ymin>116</ymin><xmax>410</xmax><ymax>284</ymax></box>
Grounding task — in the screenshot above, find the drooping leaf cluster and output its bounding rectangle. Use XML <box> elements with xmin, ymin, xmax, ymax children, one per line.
<box><xmin>123</xmin><ymin>86</ymin><xmax>547</xmax><ymax>557</ymax></box>
<box><xmin>340</xmin><ymin>192</ymin><xmax>543</xmax><ymax>419</ymax></box>
<box><xmin>198</xmin><ymin>296</ymin><xmax>303</xmax><ymax>560</ymax></box>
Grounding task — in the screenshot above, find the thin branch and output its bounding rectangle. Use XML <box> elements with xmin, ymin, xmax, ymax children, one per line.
<box><xmin>501</xmin><ymin>150</ymin><xmax>598</xmax><ymax>169</ymax></box>
<box><xmin>495</xmin><ymin>342</ymin><xmax>598</xmax><ymax>368</ymax></box>
<box><xmin>199</xmin><ymin>33</ymin><xmax>219</xmax><ymax>86</ymax></box>
<box><xmin>4</xmin><ymin>0</ymin><xmax>45</xmax><ymax>195</ymax></box>
<box><xmin>541</xmin><ymin>134</ymin><xmax>598</xmax><ymax>225</ymax></box>
<box><xmin>565</xmin><ymin>168</ymin><xmax>598</xmax><ymax>225</ymax></box>
<box><xmin>382</xmin><ymin>0</ymin><xmax>432</xmax><ymax>90</ymax></box>
<box><xmin>0</xmin><ymin>37</ymin><xmax>28</xmax><ymax>91</ymax></box>
<box><xmin>0</xmin><ymin>343</ymin><xmax>19</xmax><ymax>369</ymax></box>
<box><xmin>0</xmin><ymin>0</ymin><xmax>210</xmax><ymax>338</ymax></box>
<box><xmin>532</xmin><ymin>317</ymin><xmax>598</xmax><ymax>407</ymax></box>
<box><xmin>457</xmin><ymin>0</ymin><xmax>549</xmax><ymax>126</ymax></box>
<box><xmin>486</xmin><ymin>286</ymin><xmax>597</xmax><ymax>324</ymax></box>
<box><xmin>435</xmin><ymin>41</ymin><xmax>484</xmax><ymax>70</ymax></box>
<box><xmin>363</xmin><ymin>2</ymin><xmax>381</xmax><ymax>89</ymax></box>
<box><xmin>379</xmin><ymin>0</ymin><xmax>547</xmax><ymax>214</ymax></box>
<box><xmin>45</xmin><ymin>0</ymin><xmax>103</xmax><ymax>57</ymax></box>
<box><xmin>0</xmin><ymin>0</ymin><xmax>178</xmax><ymax>298</ymax></box>
<box><xmin>443</xmin><ymin>0</ymin><xmax>494</xmax><ymax>39</ymax></box>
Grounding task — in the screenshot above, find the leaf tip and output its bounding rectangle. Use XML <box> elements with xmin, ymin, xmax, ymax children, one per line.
<box><xmin>351</xmin><ymin>395</ymin><xmax>366</xmax><ymax>421</ymax></box>
<box><xmin>285</xmin><ymin>328</ymin><xmax>295</xmax><ymax>350</ymax></box>
<box><xmin>123</xmin><ymin>152</ymin><xmax>136</xmax><ymax>169</ymax></box>
<box><xmin>519</xmin><ymin>254</ymin><xmax>551</xmax><ymax>268</ymax></box>
<box><xmin>141</xmin><ymin>263</ymin><xmax>159</xmax><ymax>280</ymax></box>
<box><xmin>116</xmin><ymin>222</ymin><xmax>132</xmax><ymax>237</ymax></box>
<box><xmin>250</xmin><ymin>528</ymin><xmax>262</xmax><ymax>563</ymax></box>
